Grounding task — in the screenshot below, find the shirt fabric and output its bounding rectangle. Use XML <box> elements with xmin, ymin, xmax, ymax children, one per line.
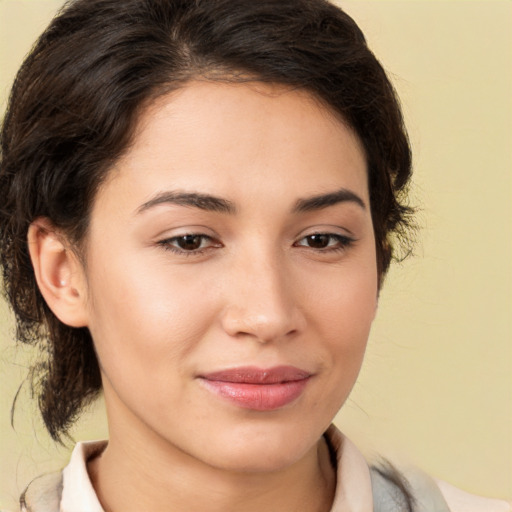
<box><xmin>18</xmin><ymin>425</ymin><xmax>512</xmax><ymax>512</ymax></box>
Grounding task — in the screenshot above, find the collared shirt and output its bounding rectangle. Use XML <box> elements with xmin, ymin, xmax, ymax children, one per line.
<box><xmin>19</xmin><ymin>426</ymin><xmax>512</xmax><ymax>512</ymax></box>
<box><xmin>59</xmin><ymin>426</ymin><xmax>375</xmax><ymax>512</ymax></box>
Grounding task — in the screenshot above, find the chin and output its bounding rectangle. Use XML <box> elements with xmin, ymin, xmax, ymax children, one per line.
<box><xmin>211</xmin><ymin>448</ymin><xmax>309</xmax><ymax>474</ymax></box>
<box><xmin>198</xmin><ymin>424</ymin><xmax>321</xmax><ymax>474</ymax></box>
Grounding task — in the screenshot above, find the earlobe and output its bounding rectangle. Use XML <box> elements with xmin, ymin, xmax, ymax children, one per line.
<box><xmin>27</xmin><ymin>218</ymin><xmax>88</xmax><ymax>328</ymax></box>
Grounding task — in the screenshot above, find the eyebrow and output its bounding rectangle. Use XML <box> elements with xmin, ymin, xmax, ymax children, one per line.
<box><xmin>137</xmin><ymin>191</ymin><xmax>237</xmax><ymax>215</ymax></box>
<box><xmin>137</xmin><ymin>187</ymin><xmax>366</xmax><ymax>216</ymax></box>
<box><xmin>293</xmin><ymin>188</ymin><xmax>366</xmax><ymax>213</ymax></box>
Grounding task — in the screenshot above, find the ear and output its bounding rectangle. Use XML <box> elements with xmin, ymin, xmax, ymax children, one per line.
<box><xmin>27</xmin><ymin>218</ymin><xmax>89</xmax><ymax>328</ymax></box>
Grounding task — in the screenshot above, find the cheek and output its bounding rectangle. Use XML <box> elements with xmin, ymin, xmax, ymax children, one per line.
<box><xmin>327</xmin><ymin>276</ymin><xmax>376</xmax><ymax>338</ymax></box>
<box><xmin>305</xmin><ymin>258</ymin><xmax>377</xmax><ymax>384</ymax></box>
<box><xmin>84</xmin><ymin>263</ymin><xmax>220</xmax><ymax>427</ymax></box>
<box><xmin>306</xmin><ymin>251</ymin><xmax>378</xmax><ymax>329</ymax></box>
<box><xmin>84</xmin><ymin>253</ymin><xmax>220</xmax><ymax>383</ymax></box>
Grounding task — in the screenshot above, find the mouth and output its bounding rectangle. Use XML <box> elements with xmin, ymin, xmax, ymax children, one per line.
<box><xmin>198</xmin><ymin>366</ymin><xmax>312</xmax><ymax>411</ymax></box>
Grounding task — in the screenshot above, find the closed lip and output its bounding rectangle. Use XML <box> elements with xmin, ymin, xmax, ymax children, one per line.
<box><xmin>198</xmin><ymin>366</ymin><xmax>312</xmax><ymax>411</ymax></box>
<box><xmin>200</xmin><ymin>365</ymin><xmax>312</xmax><ymax>383</ymax></box>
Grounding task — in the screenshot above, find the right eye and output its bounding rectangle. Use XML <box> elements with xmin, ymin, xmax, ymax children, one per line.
<box><xmin>294</xmin><ymin>233</ymin><xmax>355</xmax><ymax>252</ymax></box>
<box><xmin>158</xmin><ymin>234</ymin><xmax>222</xmax><ymax>255</ymax></box>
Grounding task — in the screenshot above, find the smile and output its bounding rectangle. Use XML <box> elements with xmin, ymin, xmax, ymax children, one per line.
<box><xmin>198</xmin><ymin>366</ymin><xmax>312</xmax><ymax>411</ymax></box>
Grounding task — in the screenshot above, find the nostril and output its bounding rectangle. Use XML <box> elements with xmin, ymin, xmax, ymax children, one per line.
<box><xmin>220</xmin><ymin>307</ymin><xmax>305</xmax><ymax>343</ymax></box>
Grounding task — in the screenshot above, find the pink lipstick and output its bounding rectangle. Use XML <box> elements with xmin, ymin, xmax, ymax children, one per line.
<box><xmin>198</xmin><ymin>366</ymin><xmax>311</xmax><ymax>411</ymax></box>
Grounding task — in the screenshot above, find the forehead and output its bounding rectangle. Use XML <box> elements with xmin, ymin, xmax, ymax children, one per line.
<box><xmin>95</xmin><ymin>80</ymin><xmax>368</xmax><ymax>213</ymax></box>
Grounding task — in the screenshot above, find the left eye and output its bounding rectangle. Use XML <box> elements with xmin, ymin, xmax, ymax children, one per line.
<box><xmin>294</xmin><ymin>233</ymin><xmax>352</xmax><ymax>250</ymax></box>
<box><xmin>159</xmin><ymin>234</ymin><xmax>220</xmax><ymax>253</ymax></box>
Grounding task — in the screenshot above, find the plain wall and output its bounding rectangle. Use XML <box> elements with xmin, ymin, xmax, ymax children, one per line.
<box><xmin>1</xmin><ymin>1</ymin><xmax>510</xmax><ymax>509</ymax></box>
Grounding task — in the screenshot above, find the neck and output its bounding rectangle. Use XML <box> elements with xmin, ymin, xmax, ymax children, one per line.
<box><xmin>88</xmin><ymin>418</ymin><xmax>335</xmax><ymax>512</ymax></box>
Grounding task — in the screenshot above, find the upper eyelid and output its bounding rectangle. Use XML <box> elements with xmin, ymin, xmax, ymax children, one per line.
<box><xmin>155</xmin><ymin>226</ymin><xmax>219</xmax><ymax>241</ymax></box>
<box><xmin>295</xmin><ymin>227</ymin><xmax>356</xmax><ymax>241</ymax></box>
<box><xmin>298</xmin><ymin>232</ymin><xmax>353</xmax><ymax>240</ymax></box>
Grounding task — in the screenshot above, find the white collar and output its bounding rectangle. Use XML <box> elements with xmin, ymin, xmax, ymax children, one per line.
<box><xmin>325</xmin><ymin>425</ymin><xmax>373</xmax><ymax>512</ymax></box>
<box><xmin>61</xmin><ymin>441</ymin><xmax>105</xmax><ymax>512</ymax></box>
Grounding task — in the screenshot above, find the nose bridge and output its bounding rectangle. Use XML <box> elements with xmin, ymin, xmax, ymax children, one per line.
<box><xmin>221</xmin><ymin>243</ymin><xmax>303</xmax><ymax>342</ymax></box>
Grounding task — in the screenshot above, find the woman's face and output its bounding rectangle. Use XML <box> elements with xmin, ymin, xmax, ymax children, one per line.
<box><xmin>80</xmin><ymin>81</ymin><xmax>378</xmax><ymax>472</ymax></box>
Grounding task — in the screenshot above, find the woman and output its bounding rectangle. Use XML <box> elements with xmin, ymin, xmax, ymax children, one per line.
<box><xmin>0</xmin><ymin>0</ymin><xmax>510</xmax><ymax>511</ymax></box>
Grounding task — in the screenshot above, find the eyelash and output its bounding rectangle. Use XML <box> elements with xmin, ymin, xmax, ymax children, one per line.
<box><xmin>293</xmin><ymin>233</ymin><xmax>355</xmax><ymax>253</ymax></box>
<box><xmin>157</xmin><ymin>232</ymin><xmax>355</xmax><ymax>256</ymax></box>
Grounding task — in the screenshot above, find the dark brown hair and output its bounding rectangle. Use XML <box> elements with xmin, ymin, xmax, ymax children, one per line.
<box><xmin>0</xmin><ymin>0</ymin><xmax>413</xmax><ymax>441</ymax></box>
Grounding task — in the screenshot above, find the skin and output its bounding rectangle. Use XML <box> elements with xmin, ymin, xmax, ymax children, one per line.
<box><xmin>29</xmin><ymin>81</ymin><xmax>378</xmax><ymax>511</ymax></box>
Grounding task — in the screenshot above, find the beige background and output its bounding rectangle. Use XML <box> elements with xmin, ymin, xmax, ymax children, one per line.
<box><xmin>1</xmin><ymin>0</ymin><xmax>511</xmax><ymax>509</ymax></box>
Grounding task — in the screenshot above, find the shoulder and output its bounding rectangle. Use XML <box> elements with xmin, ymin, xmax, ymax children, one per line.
<box><xmin>17</xmin><ymin>440</ymin><xmax>107</xmax><ymax>512</ymax></box>
<box><xmin>326</xmin><ymin>425</ymin><xmax>511</xmax><ymax>512</ymax></box>
<box><xmin>19</xmin><ymin>471</ymin><xmax>63</xmax><ymax>512</ymax></box>
<box><xmin>369</xmin><ymin>462</ymin><xmax>511</xmax><ymax>512</ymax></box>
<box><xmin>436</xmin><ymin>479</ymin><xmax>512</xmax><ymax>512</ymax></box>
<box><xmin>402</xmin><ymin>466</ymin><xmax>511</xmax><ymax>512</ymax></box>
<box><xmin>371</xmin><ymin>463</ymin><xmax>451</xmax><ymax>511</ymax></box>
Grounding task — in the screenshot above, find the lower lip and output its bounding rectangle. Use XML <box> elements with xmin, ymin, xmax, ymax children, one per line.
<box><xmin>199</xmin><ymin>378</ymin><xmax>309</xmax><ymax>411</ymax></box>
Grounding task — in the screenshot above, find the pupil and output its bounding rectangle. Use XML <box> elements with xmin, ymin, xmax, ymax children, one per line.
<box><xmin>307</xmin><ymin>234</ymin><xmax>329</xmax><ymax>248</ymax></box>
<box><xmin>178</xmin><ymin>235</ymin><xmax>202</xmax><ymax>250</ymax></box>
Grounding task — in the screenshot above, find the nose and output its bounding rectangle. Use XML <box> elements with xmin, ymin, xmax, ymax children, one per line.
<box><xmin>220</xmin><ymin>252</ymin><xmax>306</xmax><ymax>343</ymax></box>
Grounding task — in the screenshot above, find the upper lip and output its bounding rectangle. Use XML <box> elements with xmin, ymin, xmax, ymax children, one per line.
<box><xmin>200</xmin><ymin>366</ymin><xmax>311</xmax><ymax>384</ymax></box>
